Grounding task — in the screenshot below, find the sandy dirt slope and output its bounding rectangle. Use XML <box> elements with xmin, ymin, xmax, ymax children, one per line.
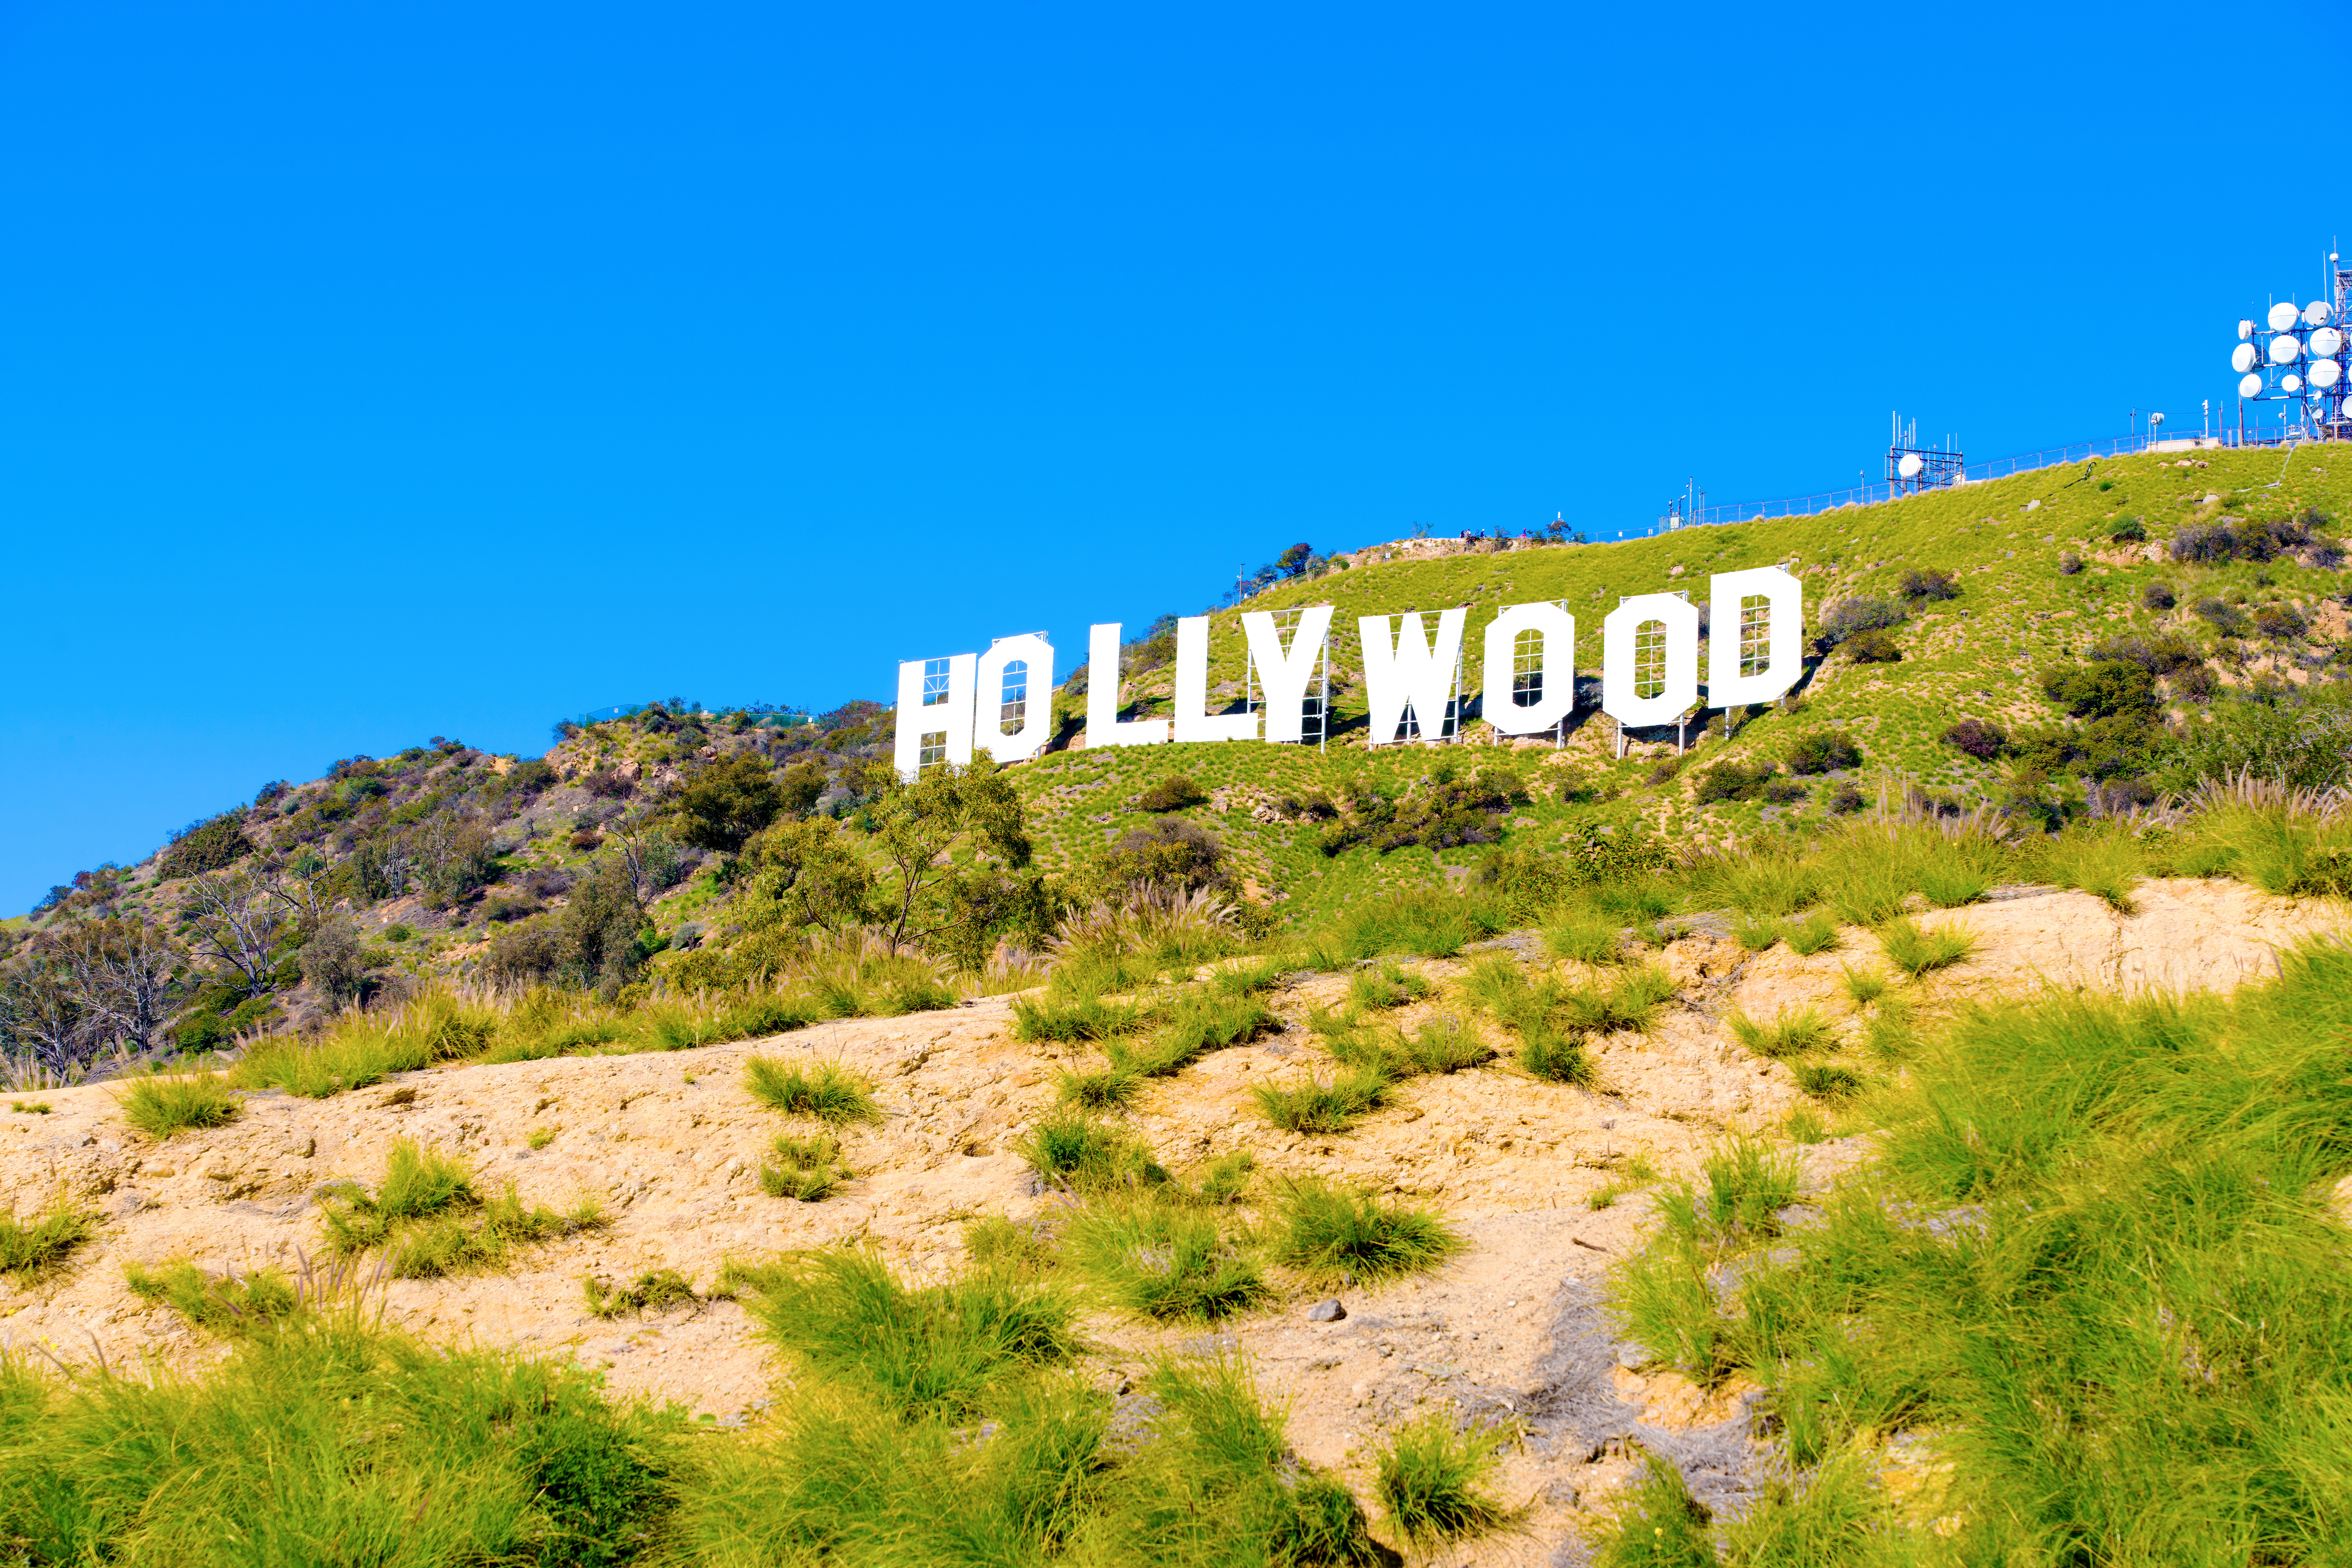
<box><xmin>1</xmin><ymin>878</ymin><xmax>2337</xmax><ymax>1563</ymax></box>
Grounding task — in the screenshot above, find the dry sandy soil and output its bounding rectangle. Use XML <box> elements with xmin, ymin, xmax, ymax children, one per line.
<box><xmin>2</xmin><ymin>878</ymin><xmax>2339</xmax><ymax>1563</ymax></box>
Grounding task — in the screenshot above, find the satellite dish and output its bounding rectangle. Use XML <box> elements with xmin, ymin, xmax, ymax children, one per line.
<box><xmin>2240</xmin><ymin>319</ymin><xmax>2258</xmax><ymax>340</ymax></box>
<box><xmin>2283</xmin><ymin>374</ymin><xmax>2304</xmax><ymax>394</ymax></box>
<box><xmin>2270</xmin><ymin>302</ymin><xmax>2303</xmax><ymax>332</ymax></box>
<box><xmin>2240</xmin><ymin>372</ymin><xmax>2265</xmax><ymax>397</ymax></box>
<box><xmin>2311</xmin><ymin>326</ymin><xmax>2344</xmax><ymax>357</ymax></box>
<box><xmin>1897</xmin><ymin>453</ymin><xmax>1925</xmax><ymax>479</ymax></box>
<box><xmin>2270</xmin><ymin>333</ymin><xmax>2305</xmax><ymax>365</ymax></box>
<box><xmin>2313</xmin><ymin>359</ymin><xmax>2343</xmax><ymax>390</ymax></box>
<box><xmin>2307</xmin><ymin>302</ymin><xmax>2334</xmax><ymax>327</ymax></box>
<box><xmin>2233</xmin><ymin>342</ymin><xmax>2260</xmax><ymax>373</ymax></box>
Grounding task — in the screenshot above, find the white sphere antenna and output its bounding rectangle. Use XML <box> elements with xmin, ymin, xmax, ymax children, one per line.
<box><xmin>1897</xmin><ymin>452</ymin><xmax>1924</xmax><ymax>479</ymax></box>
<box><xmin>2240</xmin><ymin>372</ymin><xmax>2266</xmax><ymax>397</ymax></box>
<box><xmin>2233</xmin><ymin>342</ymin><xmax>2260</xmax><ymax>373</ymax></box>
<box><xmin>2270</xmin><ymin>301</ymin><xmax>2303</xmax><ymax>332</ymax></box>
<box><xmin>2283</xmin><ymin>374</ymin><xmax>2304</xmax><ymax>394</ymax></box>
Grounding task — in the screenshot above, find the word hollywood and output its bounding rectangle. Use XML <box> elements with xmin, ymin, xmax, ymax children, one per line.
<box><xmin>893</xmin><ymin>567</ymin><xmax>1803</xmax><ymax>777</ymax></box>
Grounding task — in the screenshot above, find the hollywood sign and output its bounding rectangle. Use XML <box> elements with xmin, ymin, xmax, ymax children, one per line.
<box><xmin>892</xmin><ymin>566</ymin><xmax>1803</xmax><ymax>775</ymax></box>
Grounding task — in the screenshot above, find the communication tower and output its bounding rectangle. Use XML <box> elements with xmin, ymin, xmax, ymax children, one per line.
<box><xmin>1658</xmin><ymin>477</ymin><xmax>1705</xmax><ymax>531</ymax></box>
<box><xmin>1885</xmin><ymin>413</ymin><xmax>1963</xmax><ymax>494</ymax></box>
<box><xmin>2229</xmin><ymin>250</ymin><xmax>2352</xmax><ymax>440</ymax></box>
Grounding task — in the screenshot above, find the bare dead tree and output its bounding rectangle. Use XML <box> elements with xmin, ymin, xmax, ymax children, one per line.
<box><xmin>0</xmin><ymin>950</ymin><xmax>92</xmax><ymax>1074</ymax></box>
<box><xmin>185</xmin><ymin>867</ymin><xmax>288</xmax><ymax>998</ymax></box>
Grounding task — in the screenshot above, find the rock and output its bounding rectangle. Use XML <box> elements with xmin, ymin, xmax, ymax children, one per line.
<box><xmin>1307</xmin><ymin>1298</ymin><xmax>1347</xmax><ymax>1323</ymax></box>
<box><xmin>1179</xmin><ymin>1332</ymin><xmax>1239</xmax><ymax>1358</ymax></box>
<box><xmin>1616</xmin><ymin>1341</ymin><xmax>1651</xmax><ymax>1369</ymax></box>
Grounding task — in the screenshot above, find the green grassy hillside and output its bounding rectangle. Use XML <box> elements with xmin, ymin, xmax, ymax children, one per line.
<box><xmin>1008</xmin><ymin>443</ymin><xmax>2352</xmax><ymax>923</ymax></box>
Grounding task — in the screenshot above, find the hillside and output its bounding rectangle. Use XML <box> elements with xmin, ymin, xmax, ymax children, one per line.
<box><xmin>5</xmin><ymin>443</ymin><xmax>2347</xmax><ymax>1074</ymax></box>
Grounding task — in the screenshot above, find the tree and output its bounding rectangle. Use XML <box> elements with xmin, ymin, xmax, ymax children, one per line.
<box><xmin>862</xmin><ymin>761</ymin><xmax>1030</xmax><ymax>952</ymax></box>
<box><xmin>0</xmin><ymin>950</ymin><xmax>89</xmax><ymax>1074</ymax></box>
<box><xmin>777</xmin><ymin>760</ymin><xmax>828</xmax><ymax>818</ymax></box>
<box><xmin>1276</xmin><ymin>542</ymin><xmax>1314</xmax><ymax>577</ymax></box>
<box><xmin>55</xmin><ymin>917</ymin><xmax>179</xmax><ymax>1053</ymax></box>
<box><xmin>559</xmin><ymin>854</ymin><xmax>656</xmax><ymax>997</ymax></box>
<box><xmin>184</xmin><ymin>867</ymin><xmax>289</xmax><ymax>999</ymax></box>
<box><xmin>676</xmin><ymin>754</ymin><xmax>784</xmax><ymax>856</ymax></box>
<box><xmin>298</xmin><ymin>916</ymin><xmax>376</xmax><ymax>1006</ymax></box>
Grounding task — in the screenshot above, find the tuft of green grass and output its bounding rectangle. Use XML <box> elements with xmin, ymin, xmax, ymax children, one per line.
<box><xmin>760</xmin><ymin>1134</ymin><xmax>851</xmax><ymax>1201</ymax></box>
<box><xmin>124</xmin><ymin>1259</ymin><xmax>301</xmax><ymax>1333</ymax></box>
<box><xmin>1011</xmin><ymin>991</ymin><xmax>1151</xmax><ymax>1043</ymax></box>
<box><xmin>1267</xmin><ymin>1177</ymin><xmax>1462</xmax><ymax>1286</ymax></box>
<box><xmin>1730</xmin><ymin>912</ymin><xmax>1780</xmax><ymax>953</ymax></box>
<box><xmin>526</xmin><ymin>1126</ymin><xmax>556</xmax><ymax>1150</ymax></box>
<box><xmin>2043</xmin><ymin>831</ymin><xmax>2146</xmax><ymax>914</ymax></box>
<box><xmin>1518</xmin><ymin>1024</ymin><xmax>1595</xmax><ymax>1086</ymax></box>
<box><xmin>1877</xmin><ymin>915</ymin><xmax>1975</xmax><ymax>978</ymax></box>
<box><xmin>1655</xmin><ymin>1137</ymin><xmax>1805</xmax><ymax>1249</ymax></box>
<box><xmin>1015</xmin><ymin>1112</ymin><xmax>1169</xmax><ymax>1195</ymax></box>
<box><xmin>1371</xmin><ymin>1409</ymin><xmax>1516</xmax><ymax>1549</ymax></box>
<box><xmin>1560</xmin><ymin>965</ymin><xmax>1677</xmax><ymax>1035</ymax></box>
<box><xmin>1783</xmin><ymin>910</ymin><xmax>1841</xmax><ymax>955</ymax></box>
<box><xmin>1056</xmin><ymin>1062</ymin><xmax>1141</xmax><ymax>1109</ymax></box>
<box><xmin>963</xmin><ymin>1213</ymin><xmax>1061</xmax><ymax>1274</ymax></box>
<box><xmin>744</xmin><ymin>1245</ymin><xmax>1078</xmax><ymax>1418</ymax></box>
<box><xmin>1916</xmin><ymin>860</ymin><xmax>1990</xmax><ymax>909</ymax></box>
<box><xmin>1118</xmin><ymin>989</ymin><xmax>1278</xmax><ymax>1076</ymax></box>
<box><xmin>1840</xmin><ymin>964</ymin><xmax>1891</xmax><ymax>1005</ymax></box>
<box><xmin>117</xmin><ymin>1073</ymin><xmax>239</xmax><ymax>1139</ymax></box>
<box><xmin>743</xmin><ymin>1057</ymin><xmax>884</xmax><ymax>1125</ymax></box>
<box><xmin>9</xmin><ymin>1100</ymin><xmax>51</xmax><ymax>1114</ymax></box>
<box><xmin>1251</xmin><ymin>1066</ymin><xmax>1392</xmax><ymax>1133</ymax></box>
<box><xmin>1347</xmin><ymin>962</ymin><xmax>1432</xmax><ymax>1011</ymax></box>
<box><xmin>1542</xmin><ymin>910</ymin><xmax>1623</xmax><ymax>966</ymax></box>
<box><xmin>319</xmin><ymin>1139</ymin><xmax>602</xmax><ymax>1277</ymax></box>
<box><xmin>1065</xmin><ymin>1198</ymin><xmax>1267</xmax><ymax>1322</ymax></box>
<box><xmin>1783</xmin><ymin>1105</ymin><xmax>1830</xmax><ymax>1144</ymax></box>
<box><xmin>1726</xmin><ymin>1005</ymin><xmax>1837</xmax><ymax>1059</ymax></box>
<box><xmin>1589</xmin><ymin>1455</ymin><xmax>1716</xmax><ymax>1567</ymax></box>
<box><xmin>1388</xmin><ymin>1014</ymin><xmax>1494</xmax><ymax>1076</ymax></box>
<box><xmin>583</xmin><ymin>1267</ymin><xmax>703</xmax><ymax>1318</ymax></box>
<box><xmin>0</xmin><ymin>1204</ymin><xmax>95</xmax><ymax>1281</ymax></box>
<box><xmin>1792</xmin><ymin>1062</ymin><xmax>1868</xmax><ymax>1102</ymax></box>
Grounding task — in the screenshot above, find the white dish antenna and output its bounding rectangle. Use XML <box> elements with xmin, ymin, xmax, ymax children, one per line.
<box><xmin>1897</xmin><ymin>453</ymin><xmax>1924</xmax><ymax>479</ymax></box>
<box><xmin>2233</xmin><ymin>342</ymin><xmax>2260</xmax><ymax>373</ymax></box>
<box><xmin>2240</xmin><ymin>372</ymin><xmax>2266</xmax><ymax>397</ymax></box>
<box><xmin>2270</xmin><ymin>333</ymin><xmax>2305</xmax><ymax>365</ymax></box>
<box><xmin>2270</xmin><ymin>301</ymin><xmax>2303</xmax><ymax>332</ymax></box>
<box><xmin>2306</xmin><ymin>301</ymin><xmax>2334</xmax><ymax>327</ymax></box>
<box><xmin>2313</xmin><ymin>359</ymin><xmax>2343</xmax><ymax>390</ymax></box>
<box><xmin>2283</xmin><ymin>373</ymin><xmax>2304</xmax><ymax>394</ymax></box>
<box><xmin>2311</xmin><ymin>326</ymin><xmax>2344</xmax><ymax>357</ymax></box>
<box><xmin>2239</xmin><ymin>319</ymin><xmax>2258</xmax><ymax>340</ymax></box>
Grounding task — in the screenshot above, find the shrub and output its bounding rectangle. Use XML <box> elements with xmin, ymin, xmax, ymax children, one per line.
<box><xmin>2059</xmin><ymin>551</ymin><xmax>2085</xmax><ymax>576</ymax></box>
<box><xmin>1372</xmin><ymin>1410</ymin><xmax>1514</xmax><ymax>1549</ymax></box>
<box><xmin>1093</xmin><ymin>817</ymin><xmax>1229</xmax><ymax>896</ymax></box>
<box><xmin>158</xmin><ymin>813</ymin><xmax>255</xmax><ymax>881</ymax></box>
<box><xmin>118</xmin><ymin>1074</ymin><xmax>239</xmax><ymax>1139</ymax></box>
<box><xmin>2109</xmin><ymin>516</ymin><xmax>2147</xmax><ymax>543</ymax></box>
<box><xmin>2143</xmin><ymin>579</ymin><xmax>2177</xmax><ymax>610</ymax></box>
<box><xmin>2090</xmin><ymin>630</ymin><xmax>2204</xmax><ymax>676</ymax></box>
<box><xmin>2254</xmin><ymin>601</ymin><xmax>2309</xmax><ymax>640</ymax></box>
<box><xmin>1844</xmin><ymin>627</ymin><xmax>1902</xmax><ymax>663</ymax></box>
<box><xmin>1899</xmin><ymin>567</ymin><xmax>1959</xmax><ymax>602</ymax></box>
<box><xmin>1268</xmin><ymin>1178</ymin><xmax>1463</xmax><ymax>1285</ymax></box>
<box><xmin>1941</xmin><ymin>718</ymin><xmax>2007</xmax><ymax>760</ymax></box>
<box><xmin>2194</xmin><ymin>596</ymin><xmax>2250</xmax><ymax>636</ymax></box>
<box><xmin>743</xmin><ymin>1058</ymin><xmax>883</xmax><ymax>1125</ymax></box>
<box><xmin>2041</xmin><ymin>659</ymin><xmax>2158</xmax><ymax>718</ymax></box>
<box><xmin>1827</xmin><ymin>783</ymin><xmax>1865</xmax><ymax>814</ymax></box>
<box><xmin>299</xmin><ymin>916</ymin><xmax>377</xmax><ymax>1005</ymax></box>
<box><xmin>1693</xmin><ymin>759</ymin><xmax>1775</xmax><ymax>804</ymax></box>
<box><xmin>1135</xmin><ymin>774</ymin><xmax>1209</xmax><ymax>813</ymax></box>
<box><xmin>1785</xmin><ymin>730</ymin><xmax>1862</xmax><ymax>775</ymax></box>
<box><xmin>1815</xmin><ymin>596</ymin><xmax>1906</xmax><ymax>647</ymax></box>
<box><xmin>676</xmin><ymin>754</ymin><xmax>784</xmax><ymax>857</ymax></box>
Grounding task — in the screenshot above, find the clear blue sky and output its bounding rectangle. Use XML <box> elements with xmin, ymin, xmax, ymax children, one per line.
<box><xmin>0</xmin><ymin>0</ymin><xmax>2339</xmax><ymax>912</ymax></box>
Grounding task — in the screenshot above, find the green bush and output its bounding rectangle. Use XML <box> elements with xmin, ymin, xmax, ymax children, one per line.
<box><xmin>1135</xmin><ymin>773</ymin><xmax>1209</xmax><ymax>813</ymax></box>
<box><xmin>1784</xmin><ymin>730</ymin><xmax>1862</xmax><ymax>775</ymax></box>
